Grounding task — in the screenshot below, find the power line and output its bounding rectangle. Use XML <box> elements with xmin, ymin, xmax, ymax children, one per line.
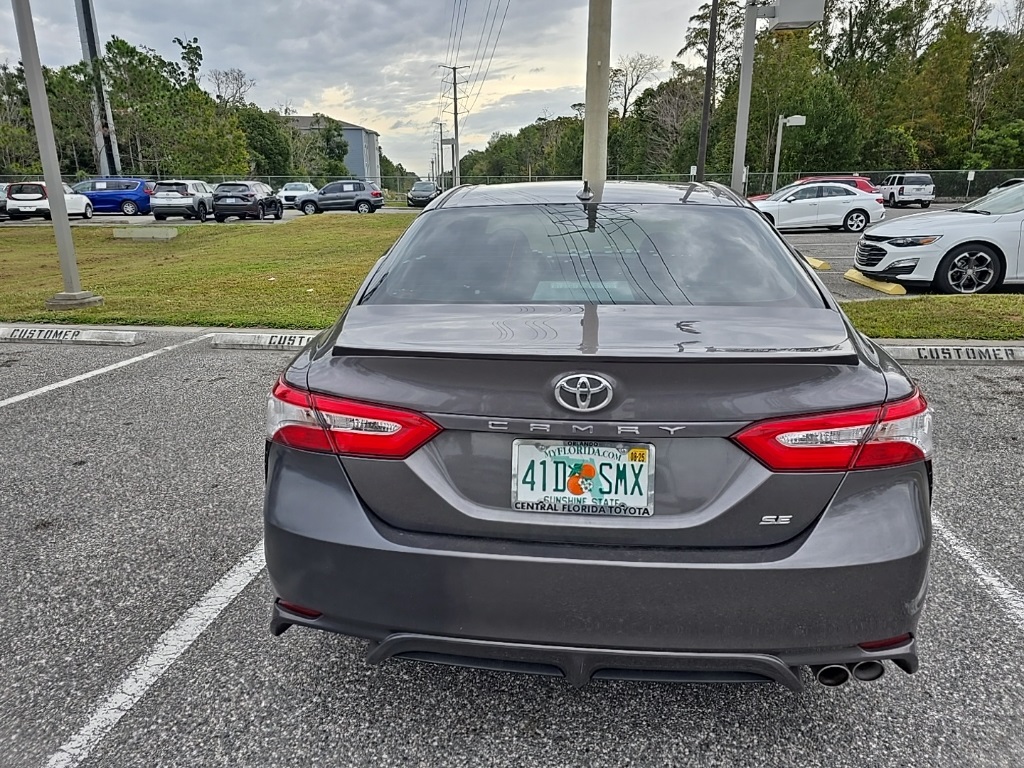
<box><xmin>453</xmin><ymin>0</ymin><xmax>470</xmax><ymax>66</ymax></box>
<box><xmin>464</xmin><ymin>0</ymin><xmax>513</xmax><ymax>120</ymax></box>
<box><xmin>464</xmin><ymin>0</ymin><xmax>504</xmax><ymax>110</ymax></box>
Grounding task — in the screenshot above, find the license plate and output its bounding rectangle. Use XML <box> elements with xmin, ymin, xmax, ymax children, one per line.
<box><xmin>225</xmin><ymin>197</ymin><xmax>237</xmax><ymax>203</ymax></box>
<box><xmin>22</xmin><ymin>207</ymin><xmax>36</xmax><ymax>212</ymax></box>
<box><xmin>511</xmin><ymin>439</ymin><xmax>655</xmax><ymax>517</ymax></box>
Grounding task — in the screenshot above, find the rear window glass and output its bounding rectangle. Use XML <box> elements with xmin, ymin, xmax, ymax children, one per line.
<box><xmin>155</xmin><ymin>182</ymin><xmax>188</xmax><ymax>195</ymax></box>
<box><xmin>9</xmin><ymin>183</ymin><xmax>45</xmax><ymax>196</ymax></box>
<box><xmin>216</xmin><ymin>183</ymin><xmax>250</xmax><ymax>193</ymax></box>
<box><xmin>360</xmin><ymin>204</ymin><xmax>822</xmax><ymax>308</ymax></box>
<box><xmin>905</xmin><ymin>175</ymin><xmax>932</xmax><ymax>185</ymax></box>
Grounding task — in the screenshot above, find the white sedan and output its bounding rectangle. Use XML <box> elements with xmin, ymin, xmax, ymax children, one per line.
<box><xmin>5</xmin><ymin>181</ymin><xmax>93</xmax><ymax>220</ymax></box>
<box><xmin>753</xmin><ymin>182</ymin><xmax>885</xmax><ymax>233</ymax></box>
<box><xmin>854</xmin><ymin>185</ymin><xmax>1024</xmax><ymax>294</ymax></box>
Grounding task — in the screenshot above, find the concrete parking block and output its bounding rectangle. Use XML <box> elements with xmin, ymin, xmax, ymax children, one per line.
<box><xmin>886</xmin><ymin>344</ymin><xmax>1024</xmax><ymax>364</ymax></box>
<box><xmin>0</xmin><ymin>326</ymin><xmax>141</xmax><ymax>346</ymax></box>
<box><xmin>803</xmin><ymin>256</ymin><xmax>831</xmax><ymax>270</ymax></box>
<box><xmin>843</xmin><ymin>268</ymin><xmax>907</xmax><ymax>295</ymax></box>
<box><xmin>112</xmin><ymin>227</ymin><xmax>178</xmax><ymax>240</ymax></box>
<box><xmin>210</xmin><ymin>332</ymin><xmax>317</xmax><ymax>350</ymax></box>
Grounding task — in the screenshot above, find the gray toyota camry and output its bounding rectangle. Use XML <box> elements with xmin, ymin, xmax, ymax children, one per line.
<box><xmin>264</xmin><ymin>181</ymin><xmax>933</xmax><ymax>691</ymax></box>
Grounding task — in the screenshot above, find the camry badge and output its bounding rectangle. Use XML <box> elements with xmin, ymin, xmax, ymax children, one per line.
<box><xmin>554</xmin><ymin>374</ymin><xmax>614</xmax><ymax>413</ymax></box>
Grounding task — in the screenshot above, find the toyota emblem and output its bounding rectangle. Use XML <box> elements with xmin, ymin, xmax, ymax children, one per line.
<box><xmin>554</xmin><ymin>374</ymin><xmax>614</xmax><ymax>413</ymax></box>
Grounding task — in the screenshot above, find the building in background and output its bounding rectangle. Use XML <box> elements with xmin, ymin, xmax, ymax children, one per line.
<box><xmin>288</xmin><ymin>116</ymin><xmax>381</xmax><ymax>184</ymax></box>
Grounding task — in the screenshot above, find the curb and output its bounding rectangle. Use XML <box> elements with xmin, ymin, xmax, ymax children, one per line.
<box><xmin>804</xmin><ymin>256</ymin><xmax>830</xmax><ymax>271</ymax></box>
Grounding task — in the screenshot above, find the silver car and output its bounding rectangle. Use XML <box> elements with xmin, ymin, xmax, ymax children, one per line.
<box><xmin>151</xmin><ymin>179</ymin><xmax>215</xmax><ymax>222</ymax></box>
<box><xmin>278</xmin><ymin>182</ymin><xmax>318</xmax><ymax>209</ymax></box>
<box><xmin>264</xmin><ymin>181</ymin><xmax>934</xmax><ymax>691</ymax></box>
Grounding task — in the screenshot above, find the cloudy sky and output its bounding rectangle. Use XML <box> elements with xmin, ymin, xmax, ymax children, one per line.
<box><xmin>0</xmin><ymin>0</ymin><xmax>701</xmax><ymax>175</ymax></box>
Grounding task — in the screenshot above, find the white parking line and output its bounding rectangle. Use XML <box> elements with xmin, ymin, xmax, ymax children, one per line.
<box><xmin>934</xmin><ymin>515</ymin><xmax>1024</xmax><ymax>632</ymax></box>
<box><xmin>44</xmin><ymin>541</ymin><xmax>266</xmax><ymax>768</ymax></box>
<box><xmin>0</xmin><ymin>333</ymin><xmax>213</xmax><ymax>411</ymax></box>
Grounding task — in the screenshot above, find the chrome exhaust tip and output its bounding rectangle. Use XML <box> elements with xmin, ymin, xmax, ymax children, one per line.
<box><xmin>852</xmin><ymin>660</ymin><xmax>886</xmax><ymax>682</ymax></box>
<box><xmin>813</xmin><ymin>664</ymin><xmax>851</xmax><ymax>687</ymax></box>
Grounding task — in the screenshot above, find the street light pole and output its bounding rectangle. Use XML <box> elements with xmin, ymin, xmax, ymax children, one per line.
<box><xmin>730</xmin><ymin>0</ymin><xmax>759</xmax><ymax>193</ymax></box>
<box><xmin>772</xmin><ymin>114</ymin><xmax>806</xmax><ymax>192</ymax></box>
<box><xmin>582</xmin><ymin>0</ymin><xmax>613</xmax><ymax>199</ymax></box>
<box><xmin>730</xmin><ymin>0</ymin><xmax>825</xmax><ymax>193</ymax></box>
<box><xmin>695</xmin><ymin>0</ymin><xmax>720</xmax><ymax>182</ymax></box>
<box><xmin>12</xmin><ymin>0</ymin><xmax>103</xmax><ymax>310</ymax></box>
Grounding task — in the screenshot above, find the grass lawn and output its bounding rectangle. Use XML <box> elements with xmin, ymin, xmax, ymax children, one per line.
<box><xmin>1</xmin><ymin>218</ymin><xmax>1023</xmax><ymax>339</ymax></box>
<box><xmin>842</xmin><ymin>294</ymin><xmax>1024</xmax><ymax>340</ymax></box>
<box><xmin>0</xmin><ymin>215</ymin><xmax>417</xmax><ymax>329</ymax></box>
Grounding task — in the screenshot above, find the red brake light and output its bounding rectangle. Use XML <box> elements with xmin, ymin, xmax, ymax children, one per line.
<box><xmin>733</xmin><ymin>391</ymin><xmax>932</xmax><ymax>472</ymax></box>
<box><xmin>267</xmin><ymin>379</ymin><xmax>441</xmax><ymax>459</ymax></box>
<box><xmin>371</xmin><ymin>190</ymin><xmax>383</xmax><ymax>198</ymax></box>
<box><xmin>876</xmin><ymin>197</ymin><xmax>884</xmax><ymax>204</ymax></box>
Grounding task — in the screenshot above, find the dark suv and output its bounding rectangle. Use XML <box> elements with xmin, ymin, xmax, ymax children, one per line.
<box><xmin>212</xmin><ymin>181</ymin><xmax>283</xmax><ymax>222</ymax></box>
<box><xmin>297</xmin><ymin>180</ymin><xmax>384</xmax><ymax>215</ymax></box>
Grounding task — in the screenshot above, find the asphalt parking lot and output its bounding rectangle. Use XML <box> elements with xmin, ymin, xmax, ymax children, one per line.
<box><xmin>1</xmin><ymin>328</ymin><xmax>1022</xmax><ymax>767</ymax></box>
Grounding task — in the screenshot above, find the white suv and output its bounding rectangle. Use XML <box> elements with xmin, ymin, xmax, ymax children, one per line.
<box><xmin>879</xmin><ymin>173</ymin><xmax>935</xmax><ymax>209</ymax></box>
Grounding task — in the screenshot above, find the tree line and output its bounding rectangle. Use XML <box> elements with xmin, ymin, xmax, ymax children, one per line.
<box><xmin>460</xmin><ymin>0</ymin><xmax>1024</xmax><ymax>188</ymax></box>
<box><xmin>0</xmin><ymin>35</ymin><xmax>417</xmax><ymax>189</ymax></box>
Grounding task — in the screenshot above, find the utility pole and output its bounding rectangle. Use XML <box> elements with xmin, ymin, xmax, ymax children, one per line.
<box><xmin>695</xmin><ymin>0</ymin><xmax>720</xmax><ymax>182</ymax></box>
<box><xmin>581</xmin><ymin>0</ymin><xmax>613</xmax><ymax>200</ymax></box>
<box><xmin>439</xmin><ymin>64</ymin><xmax>470</xmax><ymax>186</ymax></box>
<box><xmin>437</xmin><ymin>122</ymin><xmax>445</xmax><ymax>189</ymax></box>
<box><xmin>74</xmin><ymin>0</ymin><xmax>120</xmax><ymax>176</ymax></box>
<box><xmin>430</xmin><ymin>156</ymin><xmax>435</xmax><ymax>183</ymax></box>
<box><xmin>12</xmin><ymin>0</ymin><xmax>103</xmax><ymax>309</ymax></box>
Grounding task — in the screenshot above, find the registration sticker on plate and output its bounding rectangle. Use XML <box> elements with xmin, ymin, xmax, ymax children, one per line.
<box><xmin>511</xmin><ymin>439</ymin><xmax>655</xmax><ymax>517</ymax></box>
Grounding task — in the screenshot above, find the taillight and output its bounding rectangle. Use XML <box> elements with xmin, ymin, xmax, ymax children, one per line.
<box><xmin>371</xmin><ymin>190</ymin><xmax>383</xmax><ymax>198</ymax></box>
<box><xmin>733</xmin><ymin>391</ymin><xmax>932</xmax><ymax>472</ymax></box>
<box><xmin>876</xmin><ymin>197</ymin><xmax>884</xmax><ymax>204</ymax></box>
<box><xmin>899</xmin><ymin>186</ymin><xmax>905</xmax><ymax>195</ymax></box>
<box><xmin>859</xmin><ymin>633</ymin><xmax>912</xmax><ymax>651</ymax></box>
<box><xmin>267</xmin><ymin>379</ymin><xmax>441</xmax><ymax>459</ymax></box>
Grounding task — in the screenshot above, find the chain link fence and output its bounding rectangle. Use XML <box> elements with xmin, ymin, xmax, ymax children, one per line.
<box><xmin>3</xmin><ymin>170</ymin><xmax>1020</xmax><ymax>201</ymax></box>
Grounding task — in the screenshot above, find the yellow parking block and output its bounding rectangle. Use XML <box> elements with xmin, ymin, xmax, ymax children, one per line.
<box><xmin>803</xmin><ymin>256</ymin><xmax>831</xmax><ymax>271</ymax></box>
<box><xmin>843</xmin><ymin>268</ymin><xmax>907</xmax><ymax>295</ymax></box>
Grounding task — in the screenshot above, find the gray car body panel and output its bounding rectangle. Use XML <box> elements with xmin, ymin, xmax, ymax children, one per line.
<box><xmin>265</xmin><ymin>445</ymin><xmax>930</xmax><ymax>651</ymax></box>
<box><xmin>264</xmin><ymin>181</ymin><xmax>931</xmax><ymax>686</ymax></box>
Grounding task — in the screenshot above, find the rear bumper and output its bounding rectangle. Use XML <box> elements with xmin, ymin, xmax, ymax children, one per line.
<box><xmin>265</xmin><ymin>446</ymin><xmax>931</xmax><ymax>686</ymax></box>
<box><xmin>214</xmin><ymin>203</ymin><xmax>260</xmax><ymax>216</ymax></box>
<box><xmin>152</xmin><ymin>202</ymin><xmax>199</xmax><ymax>216</ymax></box>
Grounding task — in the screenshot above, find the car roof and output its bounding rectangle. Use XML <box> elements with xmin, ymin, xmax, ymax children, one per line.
<box><xmin>436</xmin><ymin>180</ymin><xmax>751</xmax><ymax>209</ymax></box>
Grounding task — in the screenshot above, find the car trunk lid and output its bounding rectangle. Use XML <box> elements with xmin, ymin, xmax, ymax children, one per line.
<box><xmin>303</xmin><ymin>304</ymin><xmax>886</xmax><ymax>548</ymax></box>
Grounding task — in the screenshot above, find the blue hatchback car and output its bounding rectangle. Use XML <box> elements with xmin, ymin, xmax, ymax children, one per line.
<box><xmin>73</xmin><ymin>177</ymin><xmax>155</xmax><ymax>215</ymax></box>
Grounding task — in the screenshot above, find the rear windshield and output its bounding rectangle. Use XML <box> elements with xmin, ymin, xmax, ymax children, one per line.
<box><xmin>8</xmin><ymin>183</ymin><xmax>45</xmax><ymax>197</ymax></box>
<box><xmin>216</xmin><ymin>183</ymin><xmax>250</xmax><ymax>193</ymax></box>
<box><xmin>905</xmin><ymin>175</ymin><xmax>933</xmax><ymax>185</ymax></box>
<box><xmin>360</xmin><ymin>204</ymin><xmax>822</xmax><ymax>307</ymax></box>
<box><xmin>155</xmin><ymin>182</ymin><xmax>188</xmax><ymax>194</ymax></box>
